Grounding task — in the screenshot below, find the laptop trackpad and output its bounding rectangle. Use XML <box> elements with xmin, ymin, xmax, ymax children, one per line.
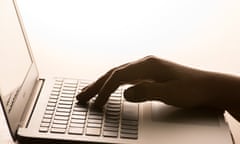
<box><xmin>151</xmin><ymin>101</ymin><xmax>220</xmax><ymax>126</ymax></box>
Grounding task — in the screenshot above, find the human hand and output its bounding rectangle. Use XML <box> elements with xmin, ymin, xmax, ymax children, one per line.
<box><xmin>76</xmin><ymin>56</ymin><xmax>214</xmax><ymax>108</ymax></box>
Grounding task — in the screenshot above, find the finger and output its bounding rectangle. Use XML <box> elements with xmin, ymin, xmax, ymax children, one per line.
<box><xmin>76</xmin><ymin>63</ymin><xmax>129</xmax><ymax>103</ymax></box>
<box><xmin>93</xmin><ymin>71</ymin><xmax>121</xmax><ymax>108</ymax></box>
<box><xmin>76</xmin><ymin>69</ymin><xmax>115</xmax><ymax>103</ymax></box>
<box><xmin>123</xmin><ymin>83</ymin><xmax>148</xmax><ymax>102</ymax></box>
<box><xmin>94</xmin><ymin>61</ymin><xmax>155</xmax><ymax>107</ymax></box>
<box><xmin>122</xmin><ymin>82</ymin><xmax>166</xmax><ymax>103</ymax></box>
<box><xmin>93</xmin><ymin>57</ymin><xmax>165</xmax><ymax>107</ymax></box>
<box><xmin>124</xmin><ymin>80</ymin><xmax>208</xmax><ymax>108</ymax></box>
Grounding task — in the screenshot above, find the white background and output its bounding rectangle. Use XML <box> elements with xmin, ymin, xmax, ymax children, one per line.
<box><xmin>17</xmin><ymin>0</ymin><xmax>240</xmax><ymax>79</ymax></box>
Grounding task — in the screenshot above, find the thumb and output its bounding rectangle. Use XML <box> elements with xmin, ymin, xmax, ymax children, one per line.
<box><xmin>123</xmin><ymin>81</ymin><xmax>179</xmax><ymax>104</ymax></box>
<box><xmin>124</xmin><ymin>80</ymin><xmax>212</xmax><ymax>108</ymax></box>
<box><xmin>124</xmin><ymin>82</ymin><xmax>162</xmax><ymax>102</ymax></box>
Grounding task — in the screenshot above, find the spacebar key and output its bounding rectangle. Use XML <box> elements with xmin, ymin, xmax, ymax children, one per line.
<box><xmin>122</xmin><ymin>102</ymin><xmax>139</xmax><ymax>121</ymax></box>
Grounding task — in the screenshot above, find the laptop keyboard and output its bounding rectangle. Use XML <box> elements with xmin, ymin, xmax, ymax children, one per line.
<box><xmin>39</xmin><ymin>78</ymin><xmax>139</xmax><ymax>140</ymax></box>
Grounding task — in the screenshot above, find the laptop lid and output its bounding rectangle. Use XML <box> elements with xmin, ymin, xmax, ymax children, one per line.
<box><xmin>0</xmin><ymin>0</ymin><xmax>39</xmax><ymax>139</ymax></box>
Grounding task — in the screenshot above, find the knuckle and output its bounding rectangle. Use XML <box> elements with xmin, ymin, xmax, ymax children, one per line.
<box><xmin>144</xmin><ymin>55</ymin><xmax>158</xmax><ymax>63</ymax></box>
<box><xmin>141</xmin><ymin>55</ymin><xmax>160</xmax><ymax>79</ymax></box>
<box><xmin>110</xmin><ymin>70</ymin><xmax>122</xmax><ymax>83</ymax></box>
<box><xmin>142</xmin><ymin>55</ymin><xmax>159</xmax><ymax>68</ymax></box>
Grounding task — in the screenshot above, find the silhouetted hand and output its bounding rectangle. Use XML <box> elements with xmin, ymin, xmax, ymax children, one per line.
<box><xmin>77</xmin><ymin>56</ymin><xmax>240</xmax><ymax>121</ymax></box>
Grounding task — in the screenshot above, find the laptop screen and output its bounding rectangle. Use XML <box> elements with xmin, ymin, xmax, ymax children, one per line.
<box><xmin>0</xmin><ymin>2</ymin><xmax>32</xmax><ymax>114</ymax></box>
<box><xmin>0</xmin><ymin>0</ymin><xmax>38</xmax><ymax>138</ymax></box>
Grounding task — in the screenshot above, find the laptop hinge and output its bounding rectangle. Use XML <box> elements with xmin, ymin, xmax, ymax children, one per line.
<box><xmin>18</xmin><ymin>79</ymin><xmax>44</xmax><ymax>128</ymax></box>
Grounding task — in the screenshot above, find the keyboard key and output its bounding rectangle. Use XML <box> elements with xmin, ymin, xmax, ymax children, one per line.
<box><xmin>106</xmin><ymin>108</ymin><xmax>121</xmax><ymax>112</ymax></box>
<box><xmin>54</xmin><ymin>116</ymin><xmax>69</xmax><ymax>121</ymax></box>
<box><xmin>121</xmin><ymin>124</ymin><xmax>138</xmax><ymax>130</ymax></box>
<box><xmin>105</xmin><ymin>115</ymin><xmax>120</xmax><ymax>120</ymax></box>
<box><xmin>71</xmin><ymin>119</ymin><xmax>86</xmax><ymax>124</ymax></box>
<box><xmin>51</xmin><ymin>91</ymin><xmax>60</xmax><ymax>96</ymax></box>
<box><xmin>39</xmin><ymin>127</ymin><xmax>49</xmax><ymax>132</ymax></box>
<box><xmin>106</xmin><ymin>111</ymin><xmax>120</xmax><ymax>116</ymax></box>
<box><xmin>45</xmin><ymin>110</ymin><xmax>54</xmax><ymax>115</ymax></box>
<box><xmin>107</xmin><ymin>104</ymin><xmax>121</xmax><ymax>109</ymax></box>
<box><xmin>54</xmin><ymin>82</ymin><xmax>62</xmax><ymax>86</ymax></box>
<box><xmin>71</xmin><ymin>115</ymin><xmax>86</xmax><ymax>120</ymax></box>
<box><xmin>73</xmin><ymin>106</ymin><xmax>88</xmax><ymax>112</ymax></box>
<box><xmin>68</xmin><ymin>127</ymin><xmax>84</xmax><ymax>135</ymax></box>
<box><xmin>60</xmin><ymin>97</ymin><xmax>73</xmax><ymax>101</ymax></box>
<box><xmin>86</xmin><ymin>127</ymin><xmax>101</xmax><ymax>136</ymax></box>
<box><xmin>42</xmin><ymin>118</ymin><xmax>51</xmax><ymax>123</ymax></box>
<box><xmin>52</xmin><ymin>90</ymin><xmax>60</xmax><ymax>94</ymax></box>
<box><xmin>109</xmin><ymin>96</ymin><xmax>121</xmax><ymax>101</ymax></box>
<box><xmin>54</xmin><ymin>80</ymin><xmax>62</xmax><ymax>84</ymax></box>
<box><xmin>122</xmin><ymin>102</ymin><xmax>139</xmax><ymax>121</ymax></box>
<box><xmin>49</xmin><ymin>95</ymin><xmax>58</xmax><ymax>99</ymax></box>
<box><xmin>121</xmin><ymin>128</ymin><xmax>138</xmax><ymax>134</ymax></box>
<box><xmin>108</xmin><ymin>100</ymin><xmax>121</xmax><ymax>105</ymax></box>
<box><xmin>63</xmin><ymin>85</ymin><xmax>77</xmax><ymax>89</ymax></box>
<box><xmin>55</xmin><ymin>112</ymin><xmax>70</xmax><ymax>117</ymax></box>
<box><xmin>46</xmin><ymin>106</ymin><xmax>55</xmax><ymax>111</ymax></box>
<box><xmin>51</xmin><ymin>128</ymin><xmax>66</xmax><ymax>134</ymax></box>
<box><xmin>103</xmin><ymin>126</ymin><xmax>118</xmax><ymax>132</ymax></box>
<box><xmin>61</xmin><ymin>93</ymin><xmax>75</xmax><ymax>98</ymax></box>
<box><xmin>57</xmin><ymin>108</ymin><xmax>71</xmax><ymax>113</ymax></box>
<box><xmin>62</xmin><ymin>87</ymin><xmax>77</xmax><ymax>91</ymax></box>
<box><xmin>111</xmin><ymin>93</ymin><xmax>122</xmax><ymax>97</ymax></box>
<box><xmin>121</xmin><ymin>120</ymin><xmax>138</xmax><ymax>126</ymax></box>
<box><xmin>64</xmin><ymin>79</ymin><xmax>78</xmax><ymax>84</ymax></box>
<box><xmin>53</xmin><ymin>85</ymin><xmax>62</xmax><ymax>89</ymax></box>
<box><xmin>70</xmin><ymin>123</ymin><xmax>85</xmax><ymax>128</ymax></box>
<box><xmin>87</xmin><ymin>123</ymin><xmax>102</xmax><ymax>128</ymax></box>
<box><xmin>40</xmin><ymin>122</ymin><xmax>50</xmax><ymax>127</ymax></box>
<box><xmin>120</xmin><ymin>133</ymin><xmax>138</xmax><ymax>139</ymax></box>
<box><xmin>52</xmin><ymin>124</ymin><xmax>67</xmax><ymax>129</ymax></box>
<box><xmin>47</xmin><ymin>103</ymin><xmax>56</xmax><ymax>107</ymax></box>
<box><xmin>104</xmin><ymin>122</ymin><xmax>119</xmax><ymax>128</ymax></box>
<box><xmin>79</xmin><ymin>81</ymin><xmax>90</xmax><ymax>86</ymax></box>
<box><xmin>48</xmin><ymin>99</ymin><xmax>58</xmax><ymax>103</ymax></box>
<box><xmin>105</xmin><ymin>119</ymin><xmax>119</xmax><ymax>124</ymax></box>
<box><xmin>87</xmin><ymin>119</ymin><xmax>102</xmax><ymax>124</ymax></box>
<box><xmin>58</xmin><ymin>100</ymin><xmax>73</xmax><ymax>105</ymax></box>
<box><xmin>72</xmin><ymin>111</ymin><xmax>86</xmax><ymax>116</ymax></box>
<box><xmin>43</xmin><ymin>114</ymin><xmax>53</xmax><ymax>119</ymax></box>
<box><xmin>62</xmin><ymin>91</ymin><xmax>76</xmax><ymax>95</ymax></box>
<box><xmin>55</xmin><ymin>80</ymin><xmax>63</xmax><ymax>84</ymax></box>
<box><xmin>103</xmin><ymin>130</ymin><xmax>118</xmax><ymax>138</ymax></box>
<box><xmin>53</xmin><ymin>120</ymin><xmax>68</xmax><ymax>125</ymax></box>
<box><xmin>88</xmin><ymin>115</ymin><xmax>103</xmax><ymax>120</ymax></box>
<box><xmin>58</xmin><ymin>104</ymin><xmax>72</xmax><ymax>109</ymax></box>
<box><xmin>89</xmin><ymin>111</ymin><xmax>104</xmax><ymax>116</ymax></box>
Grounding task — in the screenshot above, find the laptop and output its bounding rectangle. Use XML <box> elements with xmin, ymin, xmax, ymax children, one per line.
<box><xmin>0</xmin><ymin>0</ymin><xmax>234</xmax><ymax>143</ymax></box>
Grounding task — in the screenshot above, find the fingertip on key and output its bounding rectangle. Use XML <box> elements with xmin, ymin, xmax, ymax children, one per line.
<box><xmin>76</xmin><ymin>93</ymin><xmax>88</xmax><ymax>103</ymax></box>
